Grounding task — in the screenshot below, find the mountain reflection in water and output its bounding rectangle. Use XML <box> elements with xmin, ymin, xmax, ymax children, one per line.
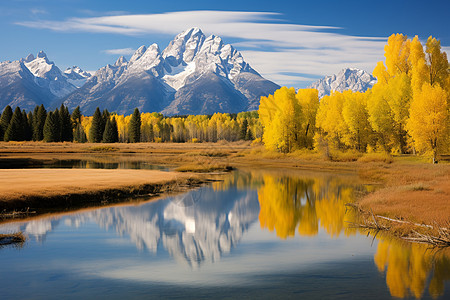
<box><xmin>2</xmin><ymin>169</ymin><xmax>449</xmax><ymax>299</ymax></box>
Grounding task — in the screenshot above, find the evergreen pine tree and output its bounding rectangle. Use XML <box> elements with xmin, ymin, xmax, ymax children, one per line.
<box><xmin>27</xmin><ymin>111</ymin><xmax>34</xmax><ymax>141</ymax></box>
<box><xmin>71</xmin><ymin>106</ymin><xmax>82</xmax><ymax>131</ymax></box>
<box><xmin>43</xmin><ymin>111</ymin><xmax>59</xmax><ymax>142</ymax></box>
<box><xmin>33</xmin><ymin>104</ymin><xmax>47</xmax><ymax>141</ymax></box>
<box><xmin>74</xmin><ymin>123</ymin><xmax>87</xmax><ymax>143</ymax></box>
<box><xmin>239</xmin><ymin>119</ymin><xmax>248</xmax><ymax>140</ymax></box>
<box><xmin>102</xmin><ymin>116</ymin><xmax>119</xmax><ymax>143</ymax></box>
<box><xmin>4</xmin><ymin>107</ymin><xmax>24</xmax><ymax>141</ymax></box>
<box><xmin>0</xmin><ymin>105</ymin><xmax>13</xmax><ymax>141</ymax></box>
<box><xmin>102</xmin><ymin>109</ymin><xmax>109</xmax><ymax>124</ymax></box>
<box><xmin>89</xmin><ymin>107</ymin><xmax>104</xmax><ymax>143</ymax></box>
<box><xmin>129</xmin><ymin>108</ymin><xmax>141</xmax><ymax>143</ymax></box>
<box><xmin>22</xmin><ymin>110</ymin><xmax>32</xmax><ymax>141</ymax></box>
<box><xmin>59</xmin><ymin>104</ymin><xmax>73</xmax><ymax>142</ymax></box>
<box><xmin>53</xmin><ymin>108</ymin><xmax>61</xmax><ymax>142</ymax></box>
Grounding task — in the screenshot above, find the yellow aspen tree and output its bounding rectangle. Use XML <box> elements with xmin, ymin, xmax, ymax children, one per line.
<box><xmin>386</xmin><ymin>73</ymin><xmax>412</xmax><ymax>153</ymax></box>
<box><xmin>315</xmin><ymin>91</ymin><xmax>348</xmax><ymax>150</ymax></box>
<box><xmin>384</xmin><ymin>33</ymin><xmax>411</xmax><ymax>76</ymax></box>
<box><xmin>259</xmin><ymin>87</ymin><xmax>301</xmax><ymax>152</ymax></box>
<box><xmin>425</xmin><ymin>36</ymin><xmax>449</xmax><ymax>88</ymax></box>
<box><xmin>409</xmin><ymin>36</ymin><xmax>428</xmax><ymax>94</ymax></box>
<box><xmin>407</xmin><ymin>83</ymin><xmax>448</xmax><ymax>163</ymax></box>
<box><xmin>296</xmin><ymin>88</ymin><xmax>319</xmax><ymax>149</ymax></box>
<box><xmin>342</xmin><ymin>91</ymin><xmax>372</xmax><ymax>151</ymax></box>
<box><xmin>81</xmin><ymin>116</ymin><xmax>92</xmax><ymax>142</ymax></box>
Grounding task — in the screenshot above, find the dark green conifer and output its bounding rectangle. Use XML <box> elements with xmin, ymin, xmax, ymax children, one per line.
<box><xmin>22</xmin><ymin>110</ymin><xmax>33</xmax><ymax>141</ymax></box>
<box><xmin>89</xmin><ymin>107</ymin><xmax>104</xmax><ymax>143</ymax></box>
<box><xmin>71</xmin><ymin>106</ymin><xmax>82</xmax><ymax>128</ymax></box>
<box><xmin>59</xmin><ymin>104</ymin><xmax>73</xmax><ymax>142</ymax></box>
<box><xmin>53</xmin><ymin>108</ymin><xmax>61</xmax><ymax>142</ymax></box>
<box><xmin>27</xmin><ymin>111</ymin><xmax>34</xmax><ymax>140</ymax></box>
<box><xmin>74</xmin><ymin>123</ymin><xmax>87</xmax><ymax>143</ymax></box>
<box><xmin>4</xmin><ymin>107</ymin><xmax>24</xmax><ymax>141</ymax></box>
<box><xmin>102</xmin><ymin>116</ymin><xmax>119</xmax><ymax>143</ymax></box>
<box><xmin>0</xmin><ymin>105</ymin><xmax>13</xmax><ymax>141</ymax></box>
<box><xmin>43</xmin><ymin>111</ymin><xmax>59</xmax><ymax>142</ymax></box>
<box><xmin>128</xmin><ymin>108</ymin><xmax>141</xmax><ymax>143</ymax></box>
<box><xmin>33</xmin><ymin>104</ymin><xmax>47</xmax><ymax>141</ymax></box>
<box><xmin>239</xmin><ymin>119</ymin><xmax>248</xmax><ymax>140</ymax></box>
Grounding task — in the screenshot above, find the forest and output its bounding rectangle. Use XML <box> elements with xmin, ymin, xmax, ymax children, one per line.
<box><xmin>0</xmin><ymin>34</ymin><xmax>448</xmax><ymax>161</ymax></box>
<box><xmin>0</xmin><ymin>104</ymin><xmax>259</xmax><ymax>144</ymax></box>
<box><xmin>259</xmin><ymin>34</ymin><xmax>449</xmax><ymax>162</ymax></box>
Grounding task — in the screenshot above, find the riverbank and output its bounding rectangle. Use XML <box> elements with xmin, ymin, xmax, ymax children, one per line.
<box><xmin>0</xmin><ymin>168</ymin><xmax>202</xmax><ymax>215</ymax></box>
<box><xmin>0</xmin><ymin>141</ymin><xmax>448</xmax><ymax>236</ymax></box>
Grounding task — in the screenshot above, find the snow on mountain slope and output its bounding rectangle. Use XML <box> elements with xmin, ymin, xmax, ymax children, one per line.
<box><xmin>0</xmin><ymin>60</ymin><xmax>55</xmax><ymax>111</ymax></box>
<box><xmin>64</xmin><ymin>66</ymin><xmax>92</xmax><ymax>88</ymax></box>
<box><xmin>23</xmin><ymin>51</ymin><xmax>77</xmax><ymax>98</ymax></box>
<box><xmin>60</xmin><ymin>27</ymin><xmax>280</xmax><ymax>115</ymax></box>
<box><xmin>1</xmin><ymin>28</ymin><xmax>280</xmax><ymax>115</ymax></box>
<box><xmin>309</xmin><ymin>68</ymin><xmax>376</xmax><ymax>98</ymax></box>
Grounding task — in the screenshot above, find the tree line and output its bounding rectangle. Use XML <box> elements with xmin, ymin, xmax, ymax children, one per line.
<box><xmin>0</xmin><ymin>104</ymin><xmax>259</xmax><ymax>144</ymax></box>
<box><xmin>259</xmin><ymin>34</ymin><xmax>449</xmax><ymax>162</ymax></box>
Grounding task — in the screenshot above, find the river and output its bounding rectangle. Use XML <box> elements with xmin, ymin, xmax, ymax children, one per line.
<box><xmin>0</xmin><ymin>165</ymin><xmax>448</xmax><ymax>299</ymax></box>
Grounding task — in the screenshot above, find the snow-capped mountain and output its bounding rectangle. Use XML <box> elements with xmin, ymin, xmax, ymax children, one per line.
<box><xmin>23</xmin><ymin>51</ymin><xmax>77</xmax><ymax>98</ymax></box>
<box><xmin>60</xmin><ymin>28</ymin><xmax>279</xmax><ymax>115</ymax></box>
<box><xmin>0</xmin><ymin>29</ymin><xmax>278</xmax><ymax>115</ymax></box>
<box><xmin>64</xmin><ymin>66</ymin><xmax>92</xmax><ymax>88</ymax></box>
<box><xmin>0</xmin><ymin>59</ymin><xmax>55</xmax><ymax>110</ymax></box>
<box><xmin>309</xmin><ymin>68</ymin><xmax>376</xmax><ymax>98</ymax></box>
<box><xmin>0</xmin><ymin>51</ymin><xmax>92</xmax><ymax>111</ymax></box>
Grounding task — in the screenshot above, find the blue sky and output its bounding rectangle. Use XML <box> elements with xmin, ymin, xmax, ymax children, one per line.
<box><xmin>1</xmin><ymin>0</ymin><xmax>449</xmax><ymax>88</ymax></box>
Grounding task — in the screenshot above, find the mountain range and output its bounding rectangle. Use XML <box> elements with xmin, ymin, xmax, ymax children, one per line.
<box><xmin>308</xmin><ymin>67</ymin><xmax>376</xmax><ymax>98</ymax></box>
<box><xmin>0</xmin><ymin>28</ymin><xmax>280</xmax><ymax>115</ymax></box>
<box><xmin>0</xmin><ymin>28</ymin><xmax>377</xmax><ymax>115</ymax></box>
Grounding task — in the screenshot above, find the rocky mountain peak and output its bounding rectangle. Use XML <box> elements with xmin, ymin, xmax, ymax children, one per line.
<box><xmin>129</xmin><ymin>45</ymin><xmax>147</xmax><ymax>63</ymax></box>
<box><xmin>23</xmin><ymin>53</ymin><xmax>35</xmax><ymax>63</ymax></box>
<box><xmin>309</xmin><ymin>68</ymin><xmax>377</xmax><ymax>98</ymax></box>
<box><xmin>114</xmin><ymin>56</ymin><xmax>128</xmax><ymax>67</ymax></box>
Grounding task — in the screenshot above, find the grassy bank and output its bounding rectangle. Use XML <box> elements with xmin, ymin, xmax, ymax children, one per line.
<box><xmin>0</xmin><ymin>169</ymin><xmax>202</xmax><ymax>216</ymax></box>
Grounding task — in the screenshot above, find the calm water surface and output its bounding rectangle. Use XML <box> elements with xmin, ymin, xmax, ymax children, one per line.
<box><xmin>0</xmin><ymin>168</ymin><xmax>449</xmax><ymax>299</ymax></box>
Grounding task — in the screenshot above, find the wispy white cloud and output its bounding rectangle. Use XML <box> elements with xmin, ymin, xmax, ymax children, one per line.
<box><xmin>15</xmin><ymin>10</ymin><xmax>389</xmax><ymax>87</ymax></box>
<box><xmin>102</xmin><ymin>48</ymin><xmax>136</xmax><ymax>55</ymax></box>
<box><xmin>30</xmin><ymin>8</ymin><xmax>48</xmax><ymax>15</ymax></box>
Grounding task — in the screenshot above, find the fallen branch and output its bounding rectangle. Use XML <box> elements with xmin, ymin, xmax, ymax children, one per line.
<box><xmin>0</xmin><ymin>231</ymin><xmax>26</xmax><ymax>248</ymax></box>
<box><xmin>345</xmin><ymin>203</ymin><xmax>450</xmax><ymax>248</ymax></box>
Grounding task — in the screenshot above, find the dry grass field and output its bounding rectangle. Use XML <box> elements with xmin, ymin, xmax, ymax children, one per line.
<box><xmin>0</xmin><ymin>169</ymin><xmax>190</xmax><ymax>201</ymax></box>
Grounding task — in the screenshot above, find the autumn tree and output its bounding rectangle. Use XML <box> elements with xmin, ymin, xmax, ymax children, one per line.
<box><xmin>316</xmin><ymin>91</ymin><xmax>348</xmax><ymax>150</ymax></box>
<box><xmin>296</xmin><ymin>88</ymin><xmax>319</xmax><ymax>149</ymax></box>
<box><xmin>407</xmin><ymin>83</ymin><xmax>448</xmax><ymax>163</ymax></box>
<box><xmin>341</xmin><ymin>91</ymin><xmax>373</xmax><ymax>151</ymax></box>
<box><xmin>259</xmin><ymin>87</ymin><xmax>302</xmax><ymax>152</ymax></box>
